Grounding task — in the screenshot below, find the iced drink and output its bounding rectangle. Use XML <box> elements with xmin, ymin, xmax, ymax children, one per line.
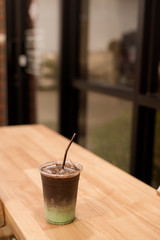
<box><xmin>39</xmin><ymin>160</ymin><xmax>83</xmax><ymax>225</ymax></box>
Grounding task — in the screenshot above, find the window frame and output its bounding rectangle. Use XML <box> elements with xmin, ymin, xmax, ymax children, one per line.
<box><xmin>56</xmin><ymin>0</ymin><xmax>160</xmax><ymax>185</ymax></box>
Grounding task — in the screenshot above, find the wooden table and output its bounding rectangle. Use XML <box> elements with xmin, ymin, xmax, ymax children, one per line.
<box><xmin>0</xmin><ymin>124</ymin><xmax>160</xmax><ymax>239</ymax></box>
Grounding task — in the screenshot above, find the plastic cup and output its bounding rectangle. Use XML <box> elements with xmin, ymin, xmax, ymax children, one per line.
<box><xmin>39</xmin><ymin>160</ymin><xmax>83</xmax><ymax>225</ymax></box>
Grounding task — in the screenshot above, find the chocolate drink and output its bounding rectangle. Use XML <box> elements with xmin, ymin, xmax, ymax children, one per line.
<box><xmin>39</xmin><ymin>160</ymin><xmax>83</xmax><ymax>225</ymax></box>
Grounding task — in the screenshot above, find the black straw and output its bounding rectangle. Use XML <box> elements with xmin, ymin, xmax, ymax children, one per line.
<box><xmin>62</xmin><ymin>133</ymin><xmax>77</xmax><ymax>169</ymax></box>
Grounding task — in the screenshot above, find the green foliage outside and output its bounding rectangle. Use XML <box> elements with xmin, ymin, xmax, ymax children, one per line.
<box><xmin>89</xmin><ymin>112</ymin><xmax>131</xmax><ymax>173</ymax></box>
<box><xmin>152</xmin><ymin>112</ymin><xmax>160</xmax><ymax>188</ymax></box>
<box><xmin>89</xmin><ymin>111</ymin><xmax>160</xmax><ymax>188</ymax></box>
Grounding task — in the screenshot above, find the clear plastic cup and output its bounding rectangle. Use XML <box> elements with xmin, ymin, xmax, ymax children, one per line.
<box><xmin>39</xmin><ymin>160</ymin><xmax>83</xmax><ymax>225</ymax></box>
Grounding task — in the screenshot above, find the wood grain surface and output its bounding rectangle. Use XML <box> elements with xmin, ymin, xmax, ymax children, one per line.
<box><xmin>0</xmin><ymin>124</ymin><xmax>160</xmax><ymax>239</ymax></box>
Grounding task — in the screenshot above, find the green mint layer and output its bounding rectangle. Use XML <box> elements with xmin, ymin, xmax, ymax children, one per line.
<box><xmin>44</xmin><ymin>202</ymin><xmax>76</xmax><ymax>225</ymax></box>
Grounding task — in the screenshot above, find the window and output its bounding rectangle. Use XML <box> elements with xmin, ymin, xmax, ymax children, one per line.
<box><xmin>59</xmin><ymin>0</ymin><xmax>160</xmax><ymax>187</ymax></box>
<box><xmin>5</xmin><ymin>0</ymin><xmax>160</xmax><ymax>186</ymax></box>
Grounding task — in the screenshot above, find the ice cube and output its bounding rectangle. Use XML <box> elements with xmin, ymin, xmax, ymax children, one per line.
<box><xmin>59</xmin><ymin>169</ymin><xmax>65</xmax><ymax>175</ymax></box>
<box><xmin>67</xmin><ymin>159</ymin><xmax>74</xmax><ymax>167</ymax></box>
<box><xmin>44</xmin><ymin>169</ymin><xmax>52</xmax><ymax>174</ymax></box>
<box><xmin>46</xmin><ymin>164</ymin><xmax>56</xmax><ymax>169</ymax></box>
<box><xmin>68</xmin><ymin>168</ymin><xmax>75</xmax><ymax>173</ymax></box>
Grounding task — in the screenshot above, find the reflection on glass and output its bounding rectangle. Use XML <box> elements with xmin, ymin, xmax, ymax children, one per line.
<box><xmin>83</xmin><ymin>92</ymin><xmax>132</xmax><ymax>172</ymax></box>
<box><xmin>27</xmin><ymin>0</ymin><xmax>59</xmax><ymax>130</ymax></box>
<box><xmin>152</xmin><ymin>112</ymin><xmax>160</xmax><ymax>188</ymax></box>
<box><xmin>80</xmin><ymin>0</ymin><xmax>138</xmax><ymax>87</ymax></box>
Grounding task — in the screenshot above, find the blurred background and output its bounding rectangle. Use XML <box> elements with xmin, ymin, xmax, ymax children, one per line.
<box><xmin>1</xmin><ymin>0</ymin><xmax>160</xmax><ymax>238</ymax></box>
<box><xmin>0</xmin><ymin>0</ymin><xmax>160</xmax><ymax>189</ymax></box>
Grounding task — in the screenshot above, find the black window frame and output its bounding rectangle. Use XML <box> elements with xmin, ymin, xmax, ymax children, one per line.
<box><xmin>6</xmin><ymin>0</ymin><xmax>36</xmax><ymax>125</ymax></box>
<box><xmin>58</xmin><ymin>0</ymin><xmax>160</xmax><ymax>185</ymax></box>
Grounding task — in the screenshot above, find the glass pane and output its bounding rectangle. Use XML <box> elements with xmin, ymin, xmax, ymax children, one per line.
<box><xmin>80</xmin><ymin>0</ymin><xmax>139</xmax><ymax>88</ymax></box>
<box><xmin>26</xmin><ymin>0</ymin><xmax>59</xmax><ymax>130</ymax></box>
<box><xmin>152</xmin><ymin>112</ymin><xmax>160</xmax><ymax>188</ymax></box>
<box><xmin>80</xmin><ymin>92</ymin><xmax>132</xmax><ymax>172</ymax></box>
